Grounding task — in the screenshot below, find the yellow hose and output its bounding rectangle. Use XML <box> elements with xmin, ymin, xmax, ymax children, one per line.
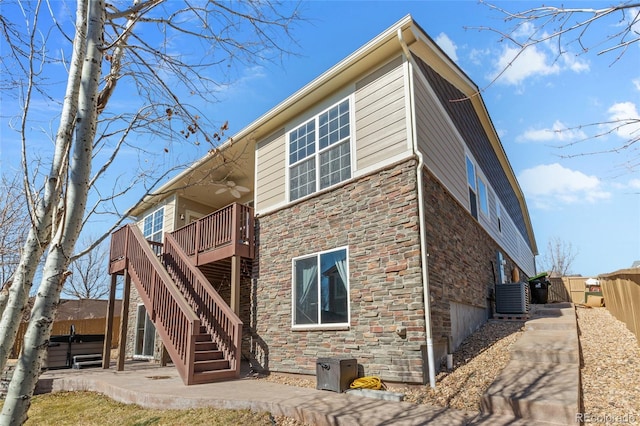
<box><xmin>349</xmin><ymin>376</ymin><xmax>385</xmax><ymax>390</ymax></box>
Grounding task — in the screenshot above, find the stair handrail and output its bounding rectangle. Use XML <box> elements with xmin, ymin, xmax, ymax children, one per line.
<box><xmin>122</xmin><ymin>224</ymin><xmax>199</xmax><ymax>385</ymax></box>
<box><xmin>163</xmin><ymin>232</ymin><xmax>243</xmax><ymax>376</ymax></box>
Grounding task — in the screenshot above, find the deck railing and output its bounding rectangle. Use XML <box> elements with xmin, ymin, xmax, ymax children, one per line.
<box><xmin>171</xmin><ymin>203</ymin><xmax>254</xmax><ymax>263</ymax></box>
<box><xmin>110</xmin><ymin>225</ymin><xmax>199</xmax><ymax>385</ymax></box>
<box><xmin>163</xmin><ymin>233</ymin><xmax>243</xmax><ymax>375</ymax></box>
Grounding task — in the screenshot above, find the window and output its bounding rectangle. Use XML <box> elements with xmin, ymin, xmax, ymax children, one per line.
<box><xmin>292</xmin><ymin>248</ymin><xmax>349</xmax><ymax>327</ymax></box>
<box><xmin>134</xmin><ymin>304</ymin><xmax>156</xmax><ymax>358</ymax></box>
<box><xmin>466</xmin><ymin>156</ymin><xmax>478</xmax><ymax>219</ymax></box>
<box><xmin>143</xmin><ymin>207</ymin><xmax>164</xmax><ymax>242</ymax></box>
<box><xmin>478</xmin><ymin>177</ymin><xmax>489</xmax><ymax>217</ymax></box>
<box><xmin>289</xmin><ymin>99</ymin><xmax>351</xmax><ymax>201</ymax></box>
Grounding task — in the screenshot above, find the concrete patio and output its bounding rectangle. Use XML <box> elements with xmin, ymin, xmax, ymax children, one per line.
<box><xmin>35</xmin><ymin>302</ymin><xmax>579</xmax><ymax>425</ymax></box>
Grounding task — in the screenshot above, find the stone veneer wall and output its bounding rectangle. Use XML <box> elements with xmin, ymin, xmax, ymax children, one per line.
<box><xmin>422</xmin><ymin>166</ymin><xmax>519</xmax><ymax>359</ymax></box>
<box><xmin>251</xmin><ymin>159</ymin><xmax>427</xmax><ymax>383</ymax></box>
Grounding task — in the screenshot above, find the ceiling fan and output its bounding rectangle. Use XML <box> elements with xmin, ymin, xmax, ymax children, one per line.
<box><xmin>213</xmin><ymin>180</ymin><xmax>250</xmax><ymax>198</ymax></box>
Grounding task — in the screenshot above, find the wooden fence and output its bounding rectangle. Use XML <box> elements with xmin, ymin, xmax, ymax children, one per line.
<box><xmin>548</xmin><ymin>277</ymin><xmax>588</xmax><ymax>304</ymax></box>
<box><xmin>12</xmin><ymin>317</ymin><xmax>120</xmax><ymax>358</ymax></box>
<box><xmin>599</xmin><ymin>269</ymin><xmax>640</xmax><ymax>346</ymax></box>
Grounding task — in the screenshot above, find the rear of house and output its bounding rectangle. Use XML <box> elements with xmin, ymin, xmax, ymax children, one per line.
<box><xmin>108</xmin><ymin>15</ymin><xmax>536</xmax><ymax>386</ymax></box>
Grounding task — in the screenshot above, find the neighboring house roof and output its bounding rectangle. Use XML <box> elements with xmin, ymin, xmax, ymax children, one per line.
<box><xmin>55</xmin><ymin>299</ymin><xmax>122</xmax><ymax>321</ymax></box>
<box><xmin>131</xmin><ymin>15</ymin><xmax>537</xmax><ymax>254</ymax></box>
<box><xmin>21</xmin><ymin>298</ymin><xmax>122</xmax><ymax>322</ymax></box>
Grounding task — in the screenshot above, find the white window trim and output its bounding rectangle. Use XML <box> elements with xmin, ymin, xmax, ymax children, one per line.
<box><xmin>478</xmin><ymin>176</ymin><xmax>490</xmax><ymax>219</ymax></box>
<box><xmin>465</xmin><ymin>155</ymin><xmax>476</xmax><ymax>192</ymax></box>
<box><xmin>184</xmin><ymin>209</ymin><xmax>202</xmax><ymax>224</ymax></box>
<box><xmin>142</xmin><ymin>206</ymin><xmax>164</xmax><ymax>242</ymax></box>
<box><xmin>291</xmin><ymin>246</ymin><xmax>351</xmax><ymax>330</ymax></box>
<box><xmin>286</xmin><ymin>95</ymin><xmax>355</xmax><ymax>203</ymax></box>
<box><xmin>465</xmin><ymin>154</ymin><xmax>478</xmax><ymax>219</ymax></box>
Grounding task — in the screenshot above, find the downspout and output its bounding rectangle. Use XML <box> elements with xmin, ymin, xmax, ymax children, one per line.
<box><xmin>397</xmin><ymin>28</ymin><xmax>436</xmax><ymax>389</ymax></box>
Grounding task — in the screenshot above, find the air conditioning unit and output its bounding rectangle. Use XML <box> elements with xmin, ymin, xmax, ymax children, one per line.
<box><xmin>495</xmin><ymin>282</ymin><xmax>529</xmax><ymax>314</ymax></box>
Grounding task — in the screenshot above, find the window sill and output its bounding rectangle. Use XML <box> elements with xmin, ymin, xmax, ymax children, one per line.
<box><xmin>292</xmin><ymin>324</ymin><xmax>350</xmax><ymax>332</ymax></box>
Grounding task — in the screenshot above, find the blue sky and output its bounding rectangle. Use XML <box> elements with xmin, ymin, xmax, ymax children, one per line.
<box><xmin>205</xmin><ymin>1</ymin><xmax>639</xmax><ymax>277</ymax></box>
<box><xmin>1</xmin><ymin>1</ymin><xmax>639</xmax><ymax>277</ymax></box>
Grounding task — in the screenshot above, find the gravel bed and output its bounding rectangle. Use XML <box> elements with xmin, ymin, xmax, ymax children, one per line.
<box><xmin>389</xmin><ymin>321</ymin><xmax>524</xmax><ymax>410</ymax></box>
<box><xmin>576</xmin><ymin>306</ymin><xmax>640</xmax><ymax>423</ymax></box>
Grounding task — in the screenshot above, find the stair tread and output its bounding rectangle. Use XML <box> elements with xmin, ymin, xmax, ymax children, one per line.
<box><xmin>194</xmin><ymin>350</ymin><xmax>223</xmax><ymax>361</ymax></box>
<box><xmin>193</xmin><ymin>359</ymin><xmax>229</xmax><ymax>373</ymax></box>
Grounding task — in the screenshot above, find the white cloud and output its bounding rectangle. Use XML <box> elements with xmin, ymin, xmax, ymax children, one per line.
<box><xmin>606</xmin><ymin>102</ymin><xmax>640</xmax><ymax>140</ymax></box>
<box><xmin>512</xmin><ymin>22</ymin><xmax>536</xmax><ymax>39</ymax></box>
<box><xmin>627</xmin><ymin>179</ymin><xmax>640</xmax><ymax>190</ymax></box>
<box><xmin>561</xmin><ymin>54</ymin><xmax>590</xmax><ymax>73</ymax></box>
<box><xmin>435</xmin><ymin>32</ymin><xmax>458</xmax><ymax>62</ymax></box>
<box><xmin>469</xmin><ymin>47</ymin><xmax>490</xmax><ymax>65</ymax></box>
<box><xmin>216</xmin><ymin>65</ymin><xmax>267</xmax><ymax>95</ymax></box>
<box><xmin>518</xmin><ymin>163</ymin><xmax>611</xmax><ymax>209</ymax></box>
<box><xmin>633</xmin><ymin>78</ymin><xmax>640</xmax><ymax>92</ymax></box>
<box><xmin>517</xmin><ymin>120</ymin><xmax>588</xmax><ymax>143</ymax></box>
<box><xmin>491</xmin><ymin>44</ymin><xmax>560</xmax><ymax>86</ymax></box>
<box><xmin>489</xmin><ymin>24</ymin><xmax>589</xmax><ymax>86</ymax></box>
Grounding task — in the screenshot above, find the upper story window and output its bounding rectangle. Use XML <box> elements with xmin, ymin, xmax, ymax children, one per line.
<box><xmin>465</xmin><ymin>155</ymin><xmax>478</xmax><ymax>219</ymax></box>
<box><xmin>292</xmin><ymin>247</ymin><xmax>349</xmax><ymax>328</ymax></box>
<box><xmin>289</xmin><ymin>98</ymin><xmax>352</xmax><ymax>201</ymax></box>
<box><xmin>143</xmin><ymin>207</ymin><xmax>164</xmax><ymax>242</ymax></box>
<box><xmin>478</xmin><ymin>177</ymin><xmax>489</xmax><ymax>218</ymax></box>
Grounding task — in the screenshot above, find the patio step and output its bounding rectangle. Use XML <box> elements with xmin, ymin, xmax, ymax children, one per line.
<box><xmin>481</xmin><ymin>360</ymin><xmax>579</xmax><ymax>424</ymax></box>
<box><xmin>481</xmin><ymin>303</ymin><xmax>580</xmax><ymax>425</ymax></box>
<box><xmin>72</xmin><ymin>354</ymin><xmax>102</xmax><ymax>369</ymax></box>
<box><xmin>509</xmin><ymin>330</ymin><xmax>579</xmax><ymax>364</ymax></box>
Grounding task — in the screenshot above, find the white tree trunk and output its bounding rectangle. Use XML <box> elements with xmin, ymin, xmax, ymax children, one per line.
<box><xmin>0</xmin><ymin>0</ymin><xmax>89</xmax><ymax>376</ymax></box>
<box><xmin>0</xmin><ymin>0</ymin><xmax>104</xmax><ymax>423</ymax></box>
<box><xmin>0</xmin><ymin>283</ymin><xmax>10</xmax><ymax>319</ymax></box>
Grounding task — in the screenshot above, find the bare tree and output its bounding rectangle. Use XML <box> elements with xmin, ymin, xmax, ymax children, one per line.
<box><xmin>474</xmin><ymin>2</ymin><xmax>640</xmax><ymax>157</ymax></box>
<box><xmin>63</xmin><ymin>238</ymin><xmax>110</xmax><ymax>300</ymax></box>
<box><xmin>0</xmin><ymin>0</ymin><xmax>299</xmax><ymax>423</ymax></box>
<box><xmin>0</xmin><ymin>174</ymin><xmax>30</xmax><ymax>294</ymax></box>
<box><xmin>542</xmin><ymin>237</ymin><xmax>578</xmax><ymax>277</ymax></box>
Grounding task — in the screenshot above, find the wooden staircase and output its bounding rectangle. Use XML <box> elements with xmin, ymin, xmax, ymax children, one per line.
<box><xmin>108</xmin><ymin>204</ymin><xmax>252</xmax><ymax>385</ymax></box>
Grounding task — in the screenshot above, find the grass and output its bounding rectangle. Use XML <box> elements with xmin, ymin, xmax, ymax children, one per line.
<box><xmin>1</xmin><ymin>391</ymin><xmax>276</xmax><ymax>425</ymax></box>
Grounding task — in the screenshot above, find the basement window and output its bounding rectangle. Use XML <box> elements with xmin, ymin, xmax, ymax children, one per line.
<box><xmin>292</xmin><ymin>247</ymin><xmax>350</xmax><ymax>328</ymax></box>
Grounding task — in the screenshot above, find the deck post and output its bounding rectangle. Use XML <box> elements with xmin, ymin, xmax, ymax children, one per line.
<box><xmin>102</xmin><ymin>274</ymin><xmax>118</xmax><ymax>368</ymax></box>
<box><xmin>194</xmin><ymin>219</ymin><xmax>201</xmax><ymax>266</ymax></box>
<box><xmin>230</xmin><ymin>255</ymin><xmax>241</xmax><ymax>315</ymax></box>
<box><xmin>117</xmin><ymin>269</ymin><xmax>131</xmax><ymax>371</ymax></box>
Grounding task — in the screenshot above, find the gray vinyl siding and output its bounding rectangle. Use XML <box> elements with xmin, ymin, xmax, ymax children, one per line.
<box><xmin>355</xmin><ymin>56</ymin><xmax>409</xmax><ymax>170</ymax></box>
<box><xmin>255</xmin><ymin>128</ymin><xmax>286</xmax><ymax>213</ymax></box>
<box><xmin>413</xmin><ymin>67</ymin><xmax>467</xmax><ymax>207</ymax></box>
<box><xmin>412</xmin><ymin>61</ymin><xmax>535</xmax><ymax>276</ymax></box>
